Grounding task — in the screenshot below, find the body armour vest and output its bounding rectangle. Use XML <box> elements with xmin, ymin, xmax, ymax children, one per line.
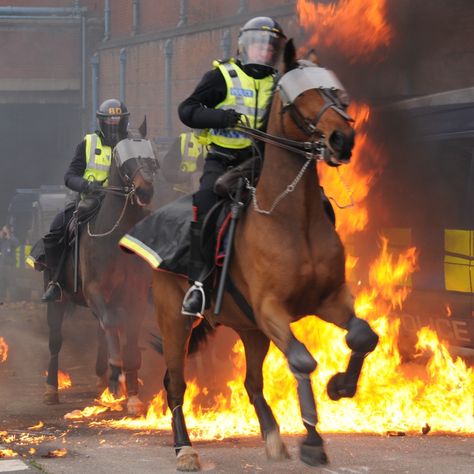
<box><xmin>208</xmin><ymin>60</ymin><xmax>274</xmax><ymax>149</ymax></box>
<box><xmin>84</xmin><ymin>133</ymin><xmax>112</xmax><ymax>185</ymax></box>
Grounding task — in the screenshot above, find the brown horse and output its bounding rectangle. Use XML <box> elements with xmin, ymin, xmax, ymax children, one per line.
<box><xmin>43</xmin><ymin>136</ymin><xmax>158</xmax><ymax>415</ymax></box>
<box><xmin>151</xmin><ymin>41</ymin><xmax>378</xmax><ymax>470</ymax></box>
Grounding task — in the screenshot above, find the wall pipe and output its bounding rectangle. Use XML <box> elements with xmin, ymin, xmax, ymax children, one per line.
<box><xmin>132</xmin><ymin>0</ymin><xmax>140</xmax><ymax>36</ymax></box>
<box><xmin>119</xmin><ymin>48</ymin><xmax>127</xmax><ymax>103</ymax></box>
<box><xmin>221</xmin><ymin>30</ymin><xmax>231</xmax><ymax>59</ymax></box>
<box><xmin>104</xmin><ymin>0</ymin><xmax>111</xmax><ymax>41</ymax></box>
<box><xmin>164</xmin><ymin>39</ymin><xmax>173</xmax><ymax>137</ymax></box>
<box><xmin>0</xmin><ymin>6</ymin><xmax>86</xmax><ymax>16</ymax></box>
<box><xmin>90</xmin><ymin>53</ymin><xmax>100</xmax><ymax>132</ymax></box>
<box><xmin>178</xmin><ymin>0</ymin><xmax>187</xmax><ymax>27</ymax></box>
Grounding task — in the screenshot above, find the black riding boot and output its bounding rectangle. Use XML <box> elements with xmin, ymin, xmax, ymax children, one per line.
<box><xmin>181</xmin><ymin>221</ymin><xmax>212</xmax><ymax>317</ymax></box>
<box><xmin>41</xmin><ymin>235</ymin><xmax>64</xmax><ymax>303</ymax></box>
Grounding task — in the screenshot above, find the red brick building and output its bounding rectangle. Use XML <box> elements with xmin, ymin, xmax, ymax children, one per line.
<box><xmin>1</xmin><ymin>0</ymin><xmax>473</xmax><ymax>222</ymax></box>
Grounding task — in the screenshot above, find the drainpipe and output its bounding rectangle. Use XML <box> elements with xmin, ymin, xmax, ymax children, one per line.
<box><xmin>132</xmin><ymin>0</ymin><xmax>140</xmax><ymax>36</ymax></box>
<box><xmin>177</xmin><ymin>0</ymin><xmax>187</xmax><ymax>27</ymax></box>
<box><xmin>119</xmin><ymin>48</ymin><xmax>127</xmax><ymax>103</ymax></box>
<box><xmin>90</xmin><ymin>53</ymin><xmax>100</xmax><ymax>132</ymax></box>
<box><xmin>103</xmin><ymin>0</ymin><xmax>111</xmax><ymax>41</ymax></box>
<box><xmin>237</xmin><ymin>0</ymin><xmax>248</xmax><ymax>15</ymax></box>
<box><xmin>221</xmin><ymin>30</ymin><xmax>231</xmax><ymax>59</ymax></box>
<box><xmin>81</xmin><ymin>12</ymin><xmax>87</xmax><ymax>109</ymax></box>
<box><xmin>164</xmin><ymin>39</ymin><xmax>173</xmax><ymax>137</ymax></box>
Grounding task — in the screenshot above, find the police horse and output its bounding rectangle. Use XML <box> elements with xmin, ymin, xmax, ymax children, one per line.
<box><xmin>124</xmin><ymin>41</ymin><xmax>379</xmax><ymax>469</ymax></box>
<box><xmin>42</xmin><ymin>135</ymin><xmax>158</xmax><ymax>415</ymax></box>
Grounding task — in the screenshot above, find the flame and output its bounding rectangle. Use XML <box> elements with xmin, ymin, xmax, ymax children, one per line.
<box><xmin>0</xmin><ymin>448</ymin><xmax>17</xmax><ymax>458</ymax></box>
<box><xmin>58</xmin><ymin>370</ymin><xmax>72</xmax><ymax>390</ymax></box>
<box><xmin>64</xmin><ymin>388</ymin><xmax>125</xmax><ymax>420</ymax></box>
<box><xmin>445</xmin><ymin>304</ymin><xmax>452</xmax><ymax>318</ymax></box>
<box><xmin>44</xmin><ymin>370</ymin><xmax>72</xmax><ymax>390</ymax></box>
<box><xmin>296</xmin><ymin>0</ymin><xmax>393</xmax><ymax>61</ymax></box>
<box><xmin>0</xmin><ymin>336</ymin><xmax>8</xmax><ymax>362</ymax></box>
<box><xmin>27</xmin><ymin>421</ymin><xmax>44</xmax><ymax>430</ymax></box>
<box><xmin>45</xmin><ymin>448</ymin><xmax>67</xmax><ymax>458</ymax></box>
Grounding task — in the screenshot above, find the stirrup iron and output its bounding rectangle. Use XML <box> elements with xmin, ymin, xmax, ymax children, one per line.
<box><xmin>181</xmin><ymin>281</ymin><xmax>205</xmax><ymax>318</ymax></box>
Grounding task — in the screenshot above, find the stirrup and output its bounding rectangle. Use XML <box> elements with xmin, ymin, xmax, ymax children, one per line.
<box><xmin>41</xmin><ymin>281</ymin><xmax>63</xmax><ymax>303</ymax></box>
<box><xmin>181</xmin><ymin>282</ymin><xmax>205</xmax><ymax>318</ymax></box>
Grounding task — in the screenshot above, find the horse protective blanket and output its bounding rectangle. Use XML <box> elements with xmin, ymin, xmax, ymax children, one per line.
<box><xmin>119</xmin><ymin>194</ymin><xmax>193</xmax><ymax>277</ymax></box>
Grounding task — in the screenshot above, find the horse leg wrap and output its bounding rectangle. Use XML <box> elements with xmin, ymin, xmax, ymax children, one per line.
<box><xmin>252</xmin><ymin>394</ymin><xmax>279</xmax><ymax>439</ymax></box>
<box><xmin>286</xmin><ymin>337</ymin><xmax>318</xmax><ymax>427</ymax></box>
<box><xmin>345</xmin><ymin>316</ymin><xmax>379</xmax><ymax>354</ymax></box>
<box><xmin>172</xmin><ymin>405</ymin><xmax>192</xmax><ymax>455</ymax></box>
<box><xmin>124</xmin><ymin>371</ymin><xmax>139</xmax><ymax>396</ymax></box>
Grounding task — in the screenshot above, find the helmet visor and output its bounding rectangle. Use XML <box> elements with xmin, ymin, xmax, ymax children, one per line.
<box><xmin>239</xmin><ymin>30</ymin><xmax>285</xmax><ymax>68</ymax></box>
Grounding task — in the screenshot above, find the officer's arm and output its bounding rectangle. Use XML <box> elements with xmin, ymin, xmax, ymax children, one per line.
<box><xmin>178</xmin><ymin>69</ymin><xmax>228</xmax><ymax>129</ymax></box>
<box><xmin>64</xmin><ymin>141</ymin><xmax>89</xmax><ymax>193</ymax></box>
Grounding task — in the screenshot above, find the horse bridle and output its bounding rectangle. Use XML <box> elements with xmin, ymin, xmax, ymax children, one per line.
<box><xmin>236</xmin><ymin>63</ymin><xmax>353</xmax><ymax>163</ymax></box>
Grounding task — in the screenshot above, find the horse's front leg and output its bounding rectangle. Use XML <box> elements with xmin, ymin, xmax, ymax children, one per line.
<box><xmin>238</xmin><ymin>329</ymin><xmax>289</xmax><ymax>461</ymax></box>
<box><xmin>44</xmin><ymin>300</ymin><xmax>67</xmax><ymax>404</ymax></box>
<box><xmin>327</xmin><ymin>314</ymin><xmax>378</xmax><ymax>400</ymax></box>
<box><xmin>154</xmin><ymin>272</ymin><xmax>201</xmax><ymax>472</ymax></box>
<box><xmin>259</xmin><ymin>298</ymin><xmax>327</xmax><ymax>466</ymax></box>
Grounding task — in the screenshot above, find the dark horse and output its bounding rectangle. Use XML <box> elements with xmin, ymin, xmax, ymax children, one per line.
<box><xmin>44</xmin><ymin>136</ymin><xmax>158</xmax><ymax>415</ymax></box>
<box><xmin>150</xmin><ymin>42</ymin><xmax>378</xmax><ymax>470</ymax></box>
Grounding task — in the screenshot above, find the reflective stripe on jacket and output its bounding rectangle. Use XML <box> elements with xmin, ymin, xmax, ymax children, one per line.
<box><xmin>209</xmin><ymin>60</ymin><xmax>274</xmax><ymax>149</ymax></box>
<box><xmin>84</xmin><ymin>133</ymin><xmax>112</xmax><ymax>184</ymax></box>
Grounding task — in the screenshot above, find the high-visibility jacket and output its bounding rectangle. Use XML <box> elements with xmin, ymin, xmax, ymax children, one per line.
<box><xmin>83</xmin><ymin>133</ymin><xmax>112</xmax><ymax>185</ymax></box>
<box><xmin>208</xmin><ymin>59</ymin><xmax>274</xmax><ymax>149</ymax></box>
<box><xmin>180</xmin><ymin>132</ymin><xmax>205</xmax><ymax>173</ymax></box>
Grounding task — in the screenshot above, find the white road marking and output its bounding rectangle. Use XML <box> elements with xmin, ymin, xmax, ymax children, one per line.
<box><xmin>0</xmin><ymin>459</ymin><xmax>30</xmax><ymax>472</ymax></box>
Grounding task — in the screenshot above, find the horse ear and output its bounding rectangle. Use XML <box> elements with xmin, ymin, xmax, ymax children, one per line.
<box><xmin>283</xmin><ymin>39</ymin><xmax>297</xmax><ymax>73</ymax></box>
<box><xmin>138</xmin><ymin>116</ymin><xmax>147</xmax><ymax>138</ymax></box>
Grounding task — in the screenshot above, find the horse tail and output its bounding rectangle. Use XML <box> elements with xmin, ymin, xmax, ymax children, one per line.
<box><xmin>150</xmin><ymin>320</ymin><xmax>216</xmax><ymax>356</ymax></box>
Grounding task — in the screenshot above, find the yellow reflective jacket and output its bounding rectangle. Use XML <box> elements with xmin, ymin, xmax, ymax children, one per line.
<box><xmin>83</xmin><ymin>133</ymin><xmax>112</xmax><ymax>185</ymax></box>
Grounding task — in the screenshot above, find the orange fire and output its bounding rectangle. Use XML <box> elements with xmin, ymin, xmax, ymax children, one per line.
<box><xmin>58</xmin><ymin>370</ymin><xmax>72</xmax><ymax>390</ymax></box>
<box><xmin>44</xmin><ymin>370</ymin><xmax>72</xmax><ymax>390</ymax></box>
<box><xmin>64</xmin><ymin>388</ymin><xmax>125</xmax><ymax>420</ymax></box>
<box><xmin>0</xmin><ymin>336</ymin><xmax>8</xmax><ymax>362</ymax></box>
<box><xmin>296</xmin><ymin>0</ymin><xmax>393</xmax><ymax>61</ymax></box>
<box><xmin>0</xmin><ymin>448</ymin><xmax>17</xmax><ymax>458</ymax></box>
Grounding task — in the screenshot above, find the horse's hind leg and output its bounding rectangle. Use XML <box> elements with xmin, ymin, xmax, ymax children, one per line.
<box><xmin>95</xmin><ymin>324</ymin><xmax>108</xmax><ymax>394</ymax></box>
<box><xmin>44</xmin><ymin>300</ymin><xmax>67</xmax><ymax>404</ymax></box>
<box><xmin>238</xmin><ymin>329</ymin><xmax>289</xmax><ymax>461</ymax></box>
<box><xmin>123</xmin><ymin>312</ymin><xmax>145</xmax><ymax>416</ymax></box>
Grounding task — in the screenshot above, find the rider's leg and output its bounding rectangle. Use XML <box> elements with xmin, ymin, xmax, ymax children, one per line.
<box><xmin>181</xmin><ymin>156</ymin><xmax>224</xmax><ymax>317</ymax></box>
<box><xmin>41</xmin><ymin>206</ymin><xmax>74</xmax><ymax>302</ymax></box>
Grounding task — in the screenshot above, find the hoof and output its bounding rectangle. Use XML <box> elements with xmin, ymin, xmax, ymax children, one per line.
<box><xmin>265</xmin><ymin>429</ymin><xmax>290</xmax><ymax>461</ymax></box>
<box><xmin>127</xmin><ymin>395</ymin><xmax>146</xmax><ymax>416</ymax></box>
<box><xmin>43</xmin><ymin>384</ymin><xmax>59</xmax><ymax>405</ymax></box>
<box><xmin>96</xmin><ymin>374</ymin><xmax>108</xmax><ymax>394</ymax></box>
<box><xmin>176</xmin><ymin>445</ymin><xmax>201</xmax><ymax>472</ymax></box>
<box><xmin>327</xmin><ymin>372</ymin><xmax>346</xmax><ymax>401</ymax></box>
<box><xmin>300</xmin><ymin>441</ymin><xmax>328</xmax><ymax>466</ymax></box>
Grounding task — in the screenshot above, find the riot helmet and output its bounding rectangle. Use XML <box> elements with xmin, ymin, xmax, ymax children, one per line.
<box><xmin>96</xmin><ymin>98</ymin><xmax>129</xmax><ymax>147</ymax></box>
<box><xmin>238</xmin><ymin>17</ymin><xmax>286</xmax><ymax>74</ymax></box>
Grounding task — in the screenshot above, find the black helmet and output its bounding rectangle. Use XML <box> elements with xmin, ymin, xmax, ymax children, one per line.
<box><xmin>96</xmin><ymin>98</ymin><xmax>129</xmax><ymax>147</ymax></box>
<box><xmin>238</xmin><ymin>17</ymin><xmax>286</xmax><ymax>72</ymax></box>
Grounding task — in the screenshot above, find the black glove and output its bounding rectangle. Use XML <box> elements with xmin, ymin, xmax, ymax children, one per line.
<box><xmin>85</xmin><ymin>180</ymin><xmax>103</xmax><ymax>194</ymax></box>
<box><xmin>221</xmin><ymin>109</ymin><xmax>242</xmax><ymax>128</ymax></box>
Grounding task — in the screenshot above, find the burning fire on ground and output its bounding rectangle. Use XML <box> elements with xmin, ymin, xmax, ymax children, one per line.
<box><xmin>0</xmin><ymin>336</ymin><xmax>8</xmax><ymax>362</ymax></box>
<box><xmin>44</xmin><ymin>370</ymin><xmax>72</xmax><ymax>390</ymax></box>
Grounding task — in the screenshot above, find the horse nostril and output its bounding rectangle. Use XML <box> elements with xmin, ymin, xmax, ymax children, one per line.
<box><xmin>329</xmin><ymin>130</ymin><xmax>354</xmax><ymax>156</ymax></box>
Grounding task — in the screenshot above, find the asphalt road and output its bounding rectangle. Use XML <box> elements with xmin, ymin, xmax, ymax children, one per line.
<box><xmin>1</xmin><ymin>302</ymin><xmax>473</xmax><ymax>474</ymax></box>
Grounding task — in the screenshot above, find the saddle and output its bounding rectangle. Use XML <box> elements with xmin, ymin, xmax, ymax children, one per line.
<box><xmin>66</xmin><ymin>193</ymin><xmax>104</xmax><ymax>244</ymax></box>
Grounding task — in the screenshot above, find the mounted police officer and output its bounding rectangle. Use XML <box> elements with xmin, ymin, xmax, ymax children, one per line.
<box><xmin>41</xmin><ymin>98</ymin><xmax>129</xmax><ymax>302</ymax></box>
<box><xmin>161</xmin><ymin>131</ymin><xmax>207</xmax><ymax>194</ymax></box>
<box><xmin>178</xmin><ymin>17</ymin><xmax>286</xmax><ymax>317</ymax></box>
